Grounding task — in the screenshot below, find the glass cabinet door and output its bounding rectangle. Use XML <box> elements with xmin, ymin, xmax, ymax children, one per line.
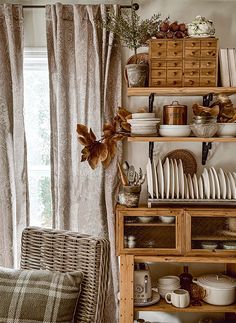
<box><xmin>185</xmin><ymin>209</ymin><xmax>236</xmax><ymax>255</ymax></box>
<box><xmin>117</xmin><ymin>209</ymin><xmax>183</xmax><ymax>255</ymax></box>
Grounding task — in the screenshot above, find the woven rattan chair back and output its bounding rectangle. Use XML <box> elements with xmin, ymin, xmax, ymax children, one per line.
<box><xmin>21</xmin><ymin>227</ymin><xmax>110</xmax><ymax>323</ymax></box>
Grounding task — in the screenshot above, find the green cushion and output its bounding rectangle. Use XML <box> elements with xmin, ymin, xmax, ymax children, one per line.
<box><xmin>0</xmin><ymin>267</ymin><xmax>83</xmax><ymax>323</ymax></box>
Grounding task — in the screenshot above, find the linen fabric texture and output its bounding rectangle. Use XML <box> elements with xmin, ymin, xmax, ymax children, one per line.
<box><xmin>0</xmin><ymin>4</ymin><xmax>29</xmax><ymax>268</ymax></box>
<box><xmin>0</xmin><ymin>267</ymin><xmax>83</xmax><ymax>323</ymax></box>
<box><xmin>46</xmin><ymin>4</ymin><xmax>122</xmax><ymax>322</ymax></box>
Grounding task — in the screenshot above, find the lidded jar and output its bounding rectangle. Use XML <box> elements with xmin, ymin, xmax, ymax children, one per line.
<box><xmin>163</xmin><ymin>101</ymin><xmax>187</xmax><ymax>125</ymax></box>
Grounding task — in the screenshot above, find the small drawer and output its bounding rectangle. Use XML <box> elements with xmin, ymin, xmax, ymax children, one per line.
<box><xmin>167</xmin><ymin>49</ymin><xmax>182</xmax><ymax>58</ymax></box>
<box><xmin>183</xmin><ymin>78</ymin><xmax>199</xmax><ymax>87</ymax></box>
<box><xmin>200</xmin><ymin>60</ymin><xmax>216</xmax><ymax>68</ymax></box>
<box><xmin>150</xmin><ymin>79</ymin><xmax>166</xmax><ymax>87</ymax></box>
<box><xmin>167</xmin><ymin>79</ymin><xmax>182</xmax><ymax>87</ymax></box>
<box><xmin>200</xmin><ymin>77</ymin><xmax>216</xmax><ymax>87</ymax></box>
<box><xmin>184</xmin><ymin>60</ymin><xmax>200</xmax><ymax>69</ymax></box>
<box><xmin>152</xmin><ymin>70</ymin><xmax>166</xmax><ymax>78</ymax></box>
<box><xmin>184</xmin><ymin>40</ymin><xmax>201</xmax><ymax>48</ymax></box>
<box><xmin>167</xmin><ymin>69</ymin><xmax>182</xmax><ymax>78</ymax></box>
<box><xmin>167</xmin><ymin>61</ymin><xmax>182</xmax><ymax>68</ymax></box>
<box><xmin>184</xmin><ymin>49</ymin><xmax>201</xmax><ymax>58</ymax></box>
<box><xmin>150</xmin><ymin>49</ymin><xmax>167</xmax><ymax>59</ymax></box>
<box><xmin>200</xmin><ymin>69</ymin><xmax>216</xmax><ymax>77</ymax></box>
<box><xmin>167</xmin><ymin>41</ymin><xmax>183</xmax><ymax>49</ymax></box>
<box><xmin>201</xmin><ymin>49</ymin><xmax>217</xmax><ymax>58</ymax></box>
<box><xmin>150</xmin><ymin>40</ymin><xmax>166</xmax><ymax>50</ymax></box>
<box><xmin>184</xmin><ymin>70</ymin><xmax>199</xmax><ymax>77</ymax></box>
<box><xmin>151</xmin><ymin>60</ymin><xmax>166</xmax><ymax>69</ymax></box>
<box><xmin>201</xmin><ymin>40</ymin><xmax>217</xmax><ymax>48</ymax></box>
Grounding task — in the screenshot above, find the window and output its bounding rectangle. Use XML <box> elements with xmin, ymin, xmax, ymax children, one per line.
<box><xmin>24</xmin><ymin>48</ymin><xmax>52</xmax><ymax>227</ymax></box>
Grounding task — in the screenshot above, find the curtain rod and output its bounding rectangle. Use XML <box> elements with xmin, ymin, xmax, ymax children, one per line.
<box><xmin>23</xmin><ymin>3</ymin><xmax>139</xmax><ymax>10</ymax></box>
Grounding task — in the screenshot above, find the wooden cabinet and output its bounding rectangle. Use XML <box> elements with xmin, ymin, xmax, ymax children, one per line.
<box><xmin>149</xmin><ymin>38</ymin><xmax>218</xmax><ymax>87</ymax></box>
<box><xmin>117</xmin><ymin>206</ymin><xmax>236</xmax><ymax>323</ymax></box>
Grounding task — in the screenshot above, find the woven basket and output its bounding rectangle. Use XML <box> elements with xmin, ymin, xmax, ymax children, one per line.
<box><xmin>163</xmin><ymin>149</ymin><xmax>198</xmax><ymax>176</ymax></box>
<box><xmin>21</xmin><ymin>227</ymin><xmax>110</xmax><ymax>323</ymax></box>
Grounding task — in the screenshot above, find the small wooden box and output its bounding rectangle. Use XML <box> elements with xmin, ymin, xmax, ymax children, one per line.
<box><xmin>149</xmin><ymin>38</ymin><xmax>218</xmax><ymax>87</ymax></box>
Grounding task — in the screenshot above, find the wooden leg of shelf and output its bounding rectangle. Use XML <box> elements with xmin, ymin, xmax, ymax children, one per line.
<box><xmin>120</xmin><ymin>255</ymin><xmax>134</xmax><ymax>323</ymax></box>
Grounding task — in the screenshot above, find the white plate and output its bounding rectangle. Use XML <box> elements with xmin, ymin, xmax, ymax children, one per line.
<box><xmin>163</xmin><ymin>158</ymin><xmax>170</xmax><ymax>199</ymax></box>
<box><xmin>134</xmin><ymin>290</ymin><xmax>160</xmax><ymax>307</ymax></box>
<box><xmin>208</xmin><ymin>168</ymin><xmax>215</xmax><ymax>199</ymax></box>
<box><xmin>184</xmin><ymin>174</ymin><xmax>189</xmax><ymax>199</ymax></box>
<box><xmin>146</xmin><ymin>158</ymin><xmax>154</xmax><ymax>199</ymax></box>
<box><xmin>170</xmin><ymin>159</ymin><xmax>175</xmax><ymax>199</ymax></box>
<box><xmin>188</xmin><ymin>174</ymin><xmax>194</xmax><ymax>199</ymax></box>
<box><xmin>157</xmin><ymin>158</ymin><xmax>164</xmax><ymax>199</ymax></box>
<box><xmin>153</xmin><ymin>160</ymin><xmax>159</xmax><ymax>199</ymax></box>
<box><xmin>178</xmin><ymin>159</ymin><xmax>185</xmax><ymax>199</ymax></box>
<box><xmin>173</xmin><ymin>159</ymin><xmax>179</xmax><ymax>199</ymax></box>
<box><xmin>225</xmin><ymin>172</ymin><xmax>232</xmax><ymax>199</ymax></box>
<box><xmin>211</xmin><ymin>167</ymin><xmax>221</xmax><ymax>199</ymax></box>
<box><xmin>193</xmin><ymin>174</ymin><xmax>199</xmax><ymax>199</ymax></box>
<box><xmin>202</xmin><ymin>168</ymin><xmax>210</xmax><ymax>199</ymax></box>
<box><xmin>198</xmin><ymin>175</ymin><xmax>204</xmax><ymax>199</ymax></box>
<box><xmin>228</xmin><ymin>172</ymin><xmax>236</xmax><ymax>199</ymax></box>
<box><xmin>233</xmin><ymin>172</ymin><xmax>236</xmax><ymax>183</ymax></box>
<box><xmin>218</xmin><ymin>168</ymin><xmax>227</xmax><ymax>199</ymax></box>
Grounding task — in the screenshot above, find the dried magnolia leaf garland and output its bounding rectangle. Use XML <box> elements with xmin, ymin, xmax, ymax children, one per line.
<box><xmin>77</xmin><ymin>107</ymin><xmax>131</xmax><ymax>169</ymax></box>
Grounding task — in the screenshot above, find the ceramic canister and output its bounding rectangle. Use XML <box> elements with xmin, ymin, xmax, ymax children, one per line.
<box><xmin>163</xmin><ymin>101</ymin><xmax>187</xmax><ymax>125</ymax></box>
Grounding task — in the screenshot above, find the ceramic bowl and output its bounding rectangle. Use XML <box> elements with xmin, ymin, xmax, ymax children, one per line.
<box><xmin>137</xmin><ymin>216</ymin><xmax>153</xmax><ymax>223</ymax></box>
<box><xmin>159</xmin><ymin>216</ymin><xmax>175</xmax><ymax>224</ymax></box>
<box><xmin>159</xmin><ymin>125</ymin><xmax>191</xmax><ymax>137</ymax></box>
<box><xmin>201</xmin><ymin>241</ymin><xmax>218</xmax><ymax>250</ymax></box>
<box><xmin>216</xmin><ymin>123</ymin><xmax>236</xmax><ymax>138</ymax></box>
<box><xmin>132</xmin><ymin>112</ymin><xmax>155</xmax><ymax>119</ymax></box>
<box><xmin>222</xmin><ymin>241</ymin><xmax>236</xmax><ymax>250</ymax></box>
<box><xmin>158</xmin><ymin>275</ymin><xmax>180</xmax><ymax>286</ymax></box>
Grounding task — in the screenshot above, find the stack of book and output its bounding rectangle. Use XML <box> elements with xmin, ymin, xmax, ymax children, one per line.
<box><xmin>219</xmin><ymin>48</ymin><xmax>236</xmax><ymax>87</ymax></box>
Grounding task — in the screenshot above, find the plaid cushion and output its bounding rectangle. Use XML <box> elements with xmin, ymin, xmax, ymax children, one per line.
<box><xmin>0</xmin><ymin>267</ymin><xmax>83</xmax><ymax>323</ymax></box>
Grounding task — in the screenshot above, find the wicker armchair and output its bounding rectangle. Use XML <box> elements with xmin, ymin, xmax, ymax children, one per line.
<box><xmin>20</xmin><ymin>227</ymin><xmax>110</xmax><ymax>323</ymax></box>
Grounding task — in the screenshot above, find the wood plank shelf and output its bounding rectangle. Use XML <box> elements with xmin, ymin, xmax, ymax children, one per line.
<box><xmin>134</xmin><ymin>299</ymin><xmax>236</xmax><ymax>313</ymax></box>
<box><xmin>125</xmin><ymin>223</ymin><xmax>175</xmax><ymax>227</ymax></box>
<box><xmin>127</xmin><ymin>87</ymin><xmax>236</xmax><ymax>96</ymax></box>
<box><xmin>128</xmin><ymin>136</ymin><xmax>236</xmax><ymax>143</ymax></box>
<box><xmin>134</xmin><ymin>256</ymin><xmax>236</xmax><ymax>263</ymax></box>
<box><xmin>192</xmin><ymin>235</ymin><xmax>236</xmax><ymax>241</ymax></box>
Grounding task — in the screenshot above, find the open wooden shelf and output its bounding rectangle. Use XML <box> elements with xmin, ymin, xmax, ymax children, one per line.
<box><xmin>134</xmin><ymin>256</ymin><xmax>236</xmax><ymax>263</ymax></box>
<box><xmin>128</xmin><ymin>136</ymin><xmax>236</xmax><ymax>142</ymax></box>
<box><xmin>134</xmin><ymin>298</ymin><xmax>236</xmax><ymax>313</ymax></box>
<box><xmin>192</xmin><ymin>234</ymin><xmax>236</xmax><ymax>241</ymax></box>
<box><xmin>125</xmin><ymin>223</ymin><xmax>175</xmax><ymax>227</ymax></box>
<box><xmin>127</xmin><ymin>87</ymin><xmax>236</xmax><ymax>96</ymax></box>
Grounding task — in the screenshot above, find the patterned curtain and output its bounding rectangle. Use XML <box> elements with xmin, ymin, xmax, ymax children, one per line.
<box><xmin>0</xmin><ymin>4</ymin><xmax>28</xmax><ymax>268</ymax></box>
<box><xmin>46</xmin><ymin>4</ymin><xmax>122</xmax><ymax>322</ymax></box>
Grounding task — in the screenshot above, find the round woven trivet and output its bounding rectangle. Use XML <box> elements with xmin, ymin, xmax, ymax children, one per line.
<box><xmin>124</xmin><ymin>52</ymin><xmax>149</xmax><ymax>83</ymax></box>
<box><xmin>163</xmin><ymin>149</ymin><xmax>198</xmax><ymax>176</ymax></box>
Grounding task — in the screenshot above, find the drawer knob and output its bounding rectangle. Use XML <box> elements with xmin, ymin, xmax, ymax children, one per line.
<box><xmin>174</xmin><ymin>52</ymin><xmax>178</xmax><ymax>55</ymax></box>
<box><xmin>158</xmin><ymin>63</ymin><xmax>161</xmax><ymax>67</ymax></box>
<box><xmin>190</xmin><ymin>72</ymin><xmax>194</xmax><ymax>76</ymax></box>
<box><xmin>207</xmin><ymin>72</ymin><xmax>210</xmax><ymax>75</ymax></box>
<box><xmin>158</xmin><ymin>52</ymin><xmax>162</xmax><ymax>55</ymax></box>
<box><xmin>190</xmin><ymin>80</ymin><xmax>194</xmax><ymax>85</ymax></box>
<box><xmin>207</xmin><ymin>42</ymin><xmax>211</xmax><ymax>46</ymax></box>
<box><xmin>191</xmin><ymin>43</ymin><xmax>195</xmax><ymax>46</ymax></box>
<box><xmin>174</xmin><ymin>62</ymin><xmax>177</xmax><ymax>66</ymax></box>
<box><xmin>173</xmin><ymin>81</ymin><xmax>177</xmax><ymax>85</ymax></box>
<box><xmin>157</xmin><ymin>81</ymin><xmax>161</xmax><ymax>85</ymax></box>
<box><xmin>191</xmin><ymin>51</ymin><xmax>195</xmax><ymax>56</ymax></box>
<box><xmin>174</xmin><ymin>43</ymin><xmax>177</xmax><ymax>47</ymax></box>
<box><xmin>207</xmin><ymin>62</ymin><xmax>211</xmax><ymax>66</ymax></box>
<box><xmin>207</xmin><ymin>51</ymin><xmax>212</xmax><ymax>55</ymax></box>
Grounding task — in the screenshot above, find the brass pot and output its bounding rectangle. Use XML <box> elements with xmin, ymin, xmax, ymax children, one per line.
<box><xmin>163</xmin><ymin>101</ymin><xmax>187</xmax><ymax>125</ymax></box>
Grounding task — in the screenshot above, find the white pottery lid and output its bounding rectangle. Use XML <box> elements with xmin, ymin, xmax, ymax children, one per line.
<box><xmin>197</xmin><ymin>274</ymin><xmax>236</xmax><ymax>290</ymax></box>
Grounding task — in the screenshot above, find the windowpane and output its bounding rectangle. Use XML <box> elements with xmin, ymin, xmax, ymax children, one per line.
<box><xmin>24</xmin><ymin>48</ymin><xmax>52</xmax><ymax>227</ymax></box>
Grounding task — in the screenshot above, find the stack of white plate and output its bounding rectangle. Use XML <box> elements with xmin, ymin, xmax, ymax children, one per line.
<box><xmin>157</xmin><ymin>275</ymin><xmax>181</xmax><ymax>298</ymax></box>
<box><xmin>146</xmin><ymin>157</ymin><xmax>236</xmax><ymax>200</ymax></box>
<box><xmin>127</xmin><ymin>113</ymin><xmax>160</xmax><ymax>136</ymax></box>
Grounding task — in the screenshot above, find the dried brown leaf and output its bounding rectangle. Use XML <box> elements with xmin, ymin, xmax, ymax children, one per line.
<box><xmin>121</xmin><ymin>121</ymin><xmax>131</xmax><ymax>132</ymax></box>
<box><xmin>90</xmin><ymin>128</ymin><xmax>96</xmax><ymax>142</ymax></box>
<box><xmin>117</xmin><ymin>108</ymin><xmax>130</xmax><ymax>122</ymax></box>
<box><xmin>112</xmin><ymin>134</ymin><xmax>124</xmax><ymax>142</ymax></box>
<box><xmin>102</xmin><ymin>151</ymin><xmax>112</xmax><ymax>169</ymax></box>
<box><xmin>88</xmin><ymin>154</ymin><xmax>99</xmax><ymax>169</ymax></box>
<box><xmin>77</xmin><ymin>124</ymin><xmax>89</xmax><ymax>136</ymax></box>
<box><xmin>98</xmin><ymin>143</ymin><xmax>108</xmax><ymax>161</ymax></box>
<box><xmin>78</xmin><ymin>136</ymin><xmax>89</xmax><ymax>146</ymax></box>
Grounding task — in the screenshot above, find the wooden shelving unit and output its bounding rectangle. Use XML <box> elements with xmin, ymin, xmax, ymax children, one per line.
<box><xmin>127</xmin><ymin>87</ymin><xmax>236</xmax><ymax>96</ymax></box>
<box><xmin>134</xmin><ymin>299</ymin><xmax>236</xmax><ymax>313</ymax></box>
<box><xmin>128</xmin><ymin>136</ymin><xmax>236</xmax><ymax>143</ymax></box>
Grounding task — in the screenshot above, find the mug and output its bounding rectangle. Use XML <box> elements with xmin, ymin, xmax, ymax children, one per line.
<box><xmin>165</xmin><ymin>289</ymin><xmax>190</xmax><ymax>308</ymax></box>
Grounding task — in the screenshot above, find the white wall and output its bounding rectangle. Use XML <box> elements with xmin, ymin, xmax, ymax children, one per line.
<box><xmin>2</xmin><ymin>1</ymin><xmax>236</xmax><ymax>322</ymax></box>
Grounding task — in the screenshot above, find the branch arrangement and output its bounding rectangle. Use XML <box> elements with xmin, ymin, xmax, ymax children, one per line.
<box><xmin>77</xmin><ymin>107</ymin><xmax>131</xmax><ymax>169</ymax></box>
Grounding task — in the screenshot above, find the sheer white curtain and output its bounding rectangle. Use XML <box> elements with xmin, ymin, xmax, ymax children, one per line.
<box><xmin>0</xmin><ymin>4</ymin><xmax>29</xmax><ymax>267</ymax></box>
<box><xmin>46</xmin><ymin>4</ymin><xmax>122</xmax><ymax>322</ymax></box>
